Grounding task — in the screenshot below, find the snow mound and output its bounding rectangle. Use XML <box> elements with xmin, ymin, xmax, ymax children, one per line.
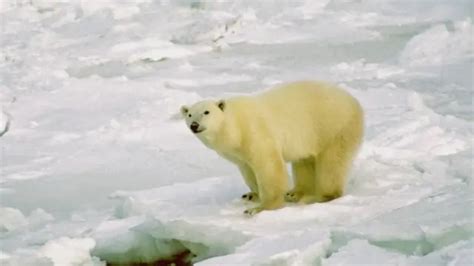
<box><xmin>330</xmin><ymin>187</ymin><xmax>473</xmax><ymax>257</ymax></box>
<box><xmin>323</xmin><ymin>239</ymin><xmax>474</xmax><ymax>266</ymax></box>
<box><xmin>92</xmin><ymin>177</ymin><xmax>252</xmax><ymax>264</ymax></box>
<box><xmin>92</xmin><ymin>172</ymin><xmax>473</xmax><ymax>265</ymax></box>
<box><xmin>0</xmin><ymin>237</ymin><xmax>104</xmax><ymax>266</ymax></box>
<box><xmin>92</xmin><ymin>175</ymin><xmax>339</xmax><ymax>265</ymax></box>
<box><xmin>111</xmin><ymin>39</ymin><xmax>211</xmax><ymax>63</ymax></box>
<box><xmin>0</xmin><ymin>208</ymin><xmax>28</xmax><ymax>232</ymax></box>
<box><xmin>399</xmin><ymin>19</ymin><xmax>474</xmax><ymax>66</ymax></box>
<box><xmin>0</xmin><ymin>207</ymin><xmax>53</xmax><ymax>232</ymax></box>
<box><xmin>331</xmin><ymin>59</ymin><xmax>404</xmax><ymax>81</ymax></box>
<box><xmin>39</xmin><ymin>237</ymin><xmax>103</xmax><ymax>266</ymax></box>
<box><xmin>198</xmin><ymin>231</ymin><xmax>331</xmax><ymax>266</ymax></box>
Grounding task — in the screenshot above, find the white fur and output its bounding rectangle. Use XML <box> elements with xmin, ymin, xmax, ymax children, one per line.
<box><xmin>181</xmin><ymin>81</ymin><xmax>364</xmax><ymax>215</ymax></box>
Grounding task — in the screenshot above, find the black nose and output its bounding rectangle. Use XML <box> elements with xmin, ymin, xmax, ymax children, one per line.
<box><xmin>190</xmin><ymin>122</ymin><xmax>199</xmax><ymax>132</ymax></box>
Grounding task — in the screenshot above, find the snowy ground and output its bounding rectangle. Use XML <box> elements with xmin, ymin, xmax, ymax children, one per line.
<box><xmin>0</xmin><ymin>0</ymin><xmax>473</xmax><ymax>265</ymax></box>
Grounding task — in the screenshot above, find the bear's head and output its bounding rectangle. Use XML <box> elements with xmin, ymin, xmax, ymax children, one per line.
<box><xmin>181</xmin><ymin>100</ymin><xmax>226</xmax><ymax>138</ymax></box>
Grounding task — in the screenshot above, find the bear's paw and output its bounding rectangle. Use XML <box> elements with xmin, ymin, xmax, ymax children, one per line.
<box><xmin>241</xmin><ymin>192</ymin><xmax>259</xmax><ymax>202</ymax></box>
<box><xmin>284</xmin><ymin>190</ymin><xmax>303</xmax><ymax>203</ymax></box>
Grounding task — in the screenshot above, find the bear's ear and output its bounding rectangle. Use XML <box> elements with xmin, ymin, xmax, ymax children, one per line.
<box><xmin>180</xmin><ymin>106</ymin><xmax>189</xmax><ymax>116</ymax></box>
<box><xmin>217</xmin><ymin>100</ymin><xmax>225</xmax><ymax>111</ymax></box>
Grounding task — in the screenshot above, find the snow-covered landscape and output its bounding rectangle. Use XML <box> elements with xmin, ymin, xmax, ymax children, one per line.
<box><xmin>0</xmin><ymin>0</ymin><xmax>472</xmax><ymax>265</ymax></box>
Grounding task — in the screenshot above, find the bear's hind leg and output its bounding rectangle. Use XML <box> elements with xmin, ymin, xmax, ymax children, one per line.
<box><xmin>285</xmin><ymin>158</ymin><xmax>315</xmax><ymax>203</ymax></box>
<box><xmin>312</xmin><ymin>145</ymin><xmax>348</xmax><ymax>202</ymax></box>
<box><xmin>311</xmin><ymin>115</ymin><xmax>363</xmax><ymax>203</ymax></box>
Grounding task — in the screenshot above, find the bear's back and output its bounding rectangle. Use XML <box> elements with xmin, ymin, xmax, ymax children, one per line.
<box><xmin>258</xmin><ymin>81</ymin><xmax>362</xmax><ymax>160</ymax></box>
<box><xmin>258</xmin><ymin>80</ymin><xmax>359</xmax><ymax>126</ymax></box>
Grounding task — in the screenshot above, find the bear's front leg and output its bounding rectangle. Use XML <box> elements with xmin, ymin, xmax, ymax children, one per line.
<box><xmin>238</xmin><ymin>163</ymin><xmax>259</xmax><ymax>202</ymax></box>
<box><xmin>244</xmin><ymin>148</ymin><xmax>289</xmax><ymax>216</ymax></box>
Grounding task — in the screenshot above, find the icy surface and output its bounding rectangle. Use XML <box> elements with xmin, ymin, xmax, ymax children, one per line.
<box><xmin>1</xmin><ymin>0</ymin><xmax>473</xmax><ymax>265</ymax></box>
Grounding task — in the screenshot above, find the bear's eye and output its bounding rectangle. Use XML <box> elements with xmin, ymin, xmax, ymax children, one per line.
<box><xmin>204</xmin><ymin>110</ymin><xmax>210</xmax><ymax>115</ymax></box>
<box><xmin>188</xmin><ymin>114</ymin><xmax>192</xmax><ymax>117</ymax></box>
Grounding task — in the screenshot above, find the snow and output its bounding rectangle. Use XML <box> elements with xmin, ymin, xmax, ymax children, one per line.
<box><xmin>39</xmin><ymin>237</ymin><xmax>100</xmax><ymax>266</ymax></box>
<box><xmin>1</xmin><ymin>0</ymin><xmax>473</xmax><ymax>265</ymax></box>
<box><xmin>0</xmin><ymin>207</ymin><xmax>53</xmax><ymax>233</ymax></box>
<box><xmin>399</xmin><ymin>19</ymin><xmax>474</xmax><ymax>67</ymax></box>
<box><xmin>1</xmin><ymin>237</ymin><xmax>102</xmax><ymax>266</ymax></box>
<box><xmin>0</xmin><ymin>207</ymin><xmax>28</xmax><ymax>232</ymax></box>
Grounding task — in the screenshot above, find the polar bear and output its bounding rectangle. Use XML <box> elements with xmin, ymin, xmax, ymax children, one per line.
<box><xmin>181</xmin><ymin>81</ymin><xmax>364</xmax><ymax>215</ymax></box>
